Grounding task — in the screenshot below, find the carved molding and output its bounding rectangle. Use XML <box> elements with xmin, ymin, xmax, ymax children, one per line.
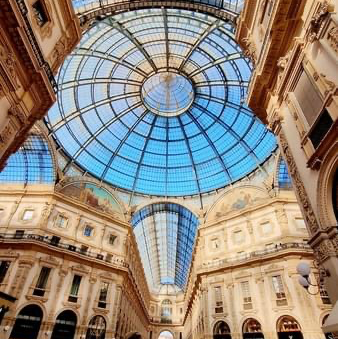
<box><xmin>327</xmin><ymin>26</ymin><xmax>338</xmax><ymax>54</ymax></box>
<box><xmin>308</xmin><ymin>1</ymin><xmax>331</xmax><ymax>42</ymax></box>
<box><xmin>241</xmin><ymin>35</ymin><xmax>257</xmax><ymax>65</ymax></box>
<box><xmin>278</xmin><ymin>131</ymin><xmax>320</xmax><ymax>235</ymax></box>
<box><xmin>0</xmin><ymin>122</ymin><xmax>15</xmax><ymax>151</ymax></box>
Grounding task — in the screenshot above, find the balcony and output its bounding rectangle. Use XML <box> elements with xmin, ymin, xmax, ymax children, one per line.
<box><xmin>198</xmin><ymin>242</ymin><xmax>312</xmax><ymax>272</ymax></box>
<box><xmin>0</xmin><ymin>232</ymin><xmax>127</xmax><ymax>269</ymax></box>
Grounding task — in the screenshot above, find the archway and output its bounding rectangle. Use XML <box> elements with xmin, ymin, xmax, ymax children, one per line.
<box><xmin>243</xmin><ymin>318</ymin><xmax>264</xmax><ymax>339</ymax></box>
<box><xmin>214</xmin><ymin>321</ymin><xmax>231</xmax><ymax>339</ymax></box>
<box><xmin>277</xmin><ymin>316</ymin><xmax>303</xmax><ymax>339</ymax></box>
<box><xmin>10</xmin><ymin>304</ymin><xmax>43</xmax><ymax>339</ymax></box>
<box><xmin>86</xmin><ymin>315</ymin><xmax>106</xmax><ymax>339</ymax></box>
<box><xmin>159</xmin><ymin>331</ymin><xmax>174</xmax><ymax>339</ymax></box>
<box><xmin>322</xmin><ymin>315</ymin><xmax>334</xmax><ymax>339</ymax></box>
<box><xmin>51</xmin><ymin>310</ymin><xmax>77</xmax><ymax>339</ymax></box>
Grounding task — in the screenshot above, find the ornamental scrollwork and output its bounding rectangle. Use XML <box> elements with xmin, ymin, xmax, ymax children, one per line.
<box><xmin>327</xmin><ymin>26</ymin><xmax>338</xmax><ymax>54</ymax></box>
<box><xmin>308</xmin><ymin>1</ymin><xmax>331</xmax><ymax>42</ymax></box>
<box><xmin>279</xmin><ymin>131</ymin><xmax>320</xmax><ymax>234</ymax></box>
<box><xmin>242</xmin><ymin>35</ymin><xmax>257</xmax><ymax>66</ymax></box>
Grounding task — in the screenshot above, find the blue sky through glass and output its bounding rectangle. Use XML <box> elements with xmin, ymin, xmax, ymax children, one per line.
<box><xmin>46</xmin><ymin>8</ymin><xmax>276</xmax><ymax>197</ymax></box>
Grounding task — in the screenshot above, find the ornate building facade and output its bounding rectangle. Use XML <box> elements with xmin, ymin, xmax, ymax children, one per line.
<box><xmin>236</xmin><ymin>0</ymin><xmax>337</xmax><ymax>332</ymax></box>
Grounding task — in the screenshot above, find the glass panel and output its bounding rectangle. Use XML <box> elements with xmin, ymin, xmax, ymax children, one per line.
<box><xmin>46</xmin><ymin>8</ymin><xmax>276</xmax><ymax>197</ymax></box>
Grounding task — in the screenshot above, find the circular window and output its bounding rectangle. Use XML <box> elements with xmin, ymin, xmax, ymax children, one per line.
<box><xmin>141</xmin><ymin>72</ymin><xmax>194</xmax><ymax>116</ymax></box>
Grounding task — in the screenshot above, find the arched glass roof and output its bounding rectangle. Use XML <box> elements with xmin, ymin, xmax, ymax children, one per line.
<box><xmin>0</xmin><ymin>134</ymin><xmax>55</xmax><ymax>184</ymax></box>
<box><xmin>46</xmin><ymin>8</ymin><xmax>276</xmax><ymax>196</ymax></box>
<box><xmin>131</xmin><ymin>203</ymin><xmax>199</xmax><ymax>293</ymax></box>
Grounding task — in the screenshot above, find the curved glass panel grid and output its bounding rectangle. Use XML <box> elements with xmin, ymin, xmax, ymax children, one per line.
<box><xmin>131</xmin><ymin>203</ymin><xmax>199</xmax><ymax>292</ymax></box>
<box><xmin>46</xmin><ymin>8</ymin><xmax>276</xmax><ymax>196</ymax></box>
<box><xmin>72</xmin><ymin>0</ymin><xmax>246</xmax><ymax>15</ymax></box>
<box><xmin>278</xmin><ymin>158</ymin><xmax>292</xmax><ymax>189</ymax></box>
<box><xmin>141</xmin><ymin>72</ymin><xmax>194</xmax><ymax>116</ymax></box>
<box><xmin>0</xmin><ymin>135</ymin><xmax>55</xmax><ymax>184</ymax></box>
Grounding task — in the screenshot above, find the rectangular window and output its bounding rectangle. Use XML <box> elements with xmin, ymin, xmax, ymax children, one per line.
<box><xmin>0</xmin><ymin>261</ymin><xmax>10</xmax><ymax>284</ymax></box>
<box><xmin>262</xmin><ymin>222</ymin><xmax>272</xmax><ymax>235</ymax></box>
<box><xmin>32</xmin><ymin>0</ymin><xmax>49</xmax><ymax>27</ymax></box>
<box><xmin>214</xmin><ymin>286</ymin><xmax>223</xmax><ymax>313</ymax></box>
<box><xmin>272</xmin><ymin>275</ymin><xmax>288</xmax><ymax>306</ymax></box>
<box><xmin>22</xmin><ymin>210</ymin><xmax>34</xmax><ymax>221</ymax></box>
<box><xmin>308</xmin><ymin>109</ymin><xmax>333</xmax><ymax>149</ymax></box>
<box><xmin>294</xmin><ymin>69</ymin><xmax>323</xmax><ymax>127</ymax></box>
<box><xmin>68</xmin><ymin>275</ymin><xmax>82</xmax><ymax>303</ymax></box>
<box><xmin>55</xmin><ymin>214</ymin><xmax>68</xmax><ymax>228</ymax></box>
<box><xmin>234</xmin><ymin>230</ymin><xmax>243</xmax><ymax>243</ymax></box>
<box><xmin>33</xmin><ymin>267</ymin><xmax>51</xmax><ymax>296</ymax></box>
<box><xmin>241</xmin><ymin>281</ymin><xmax>252</xmax><ymax>303</ymax></box>
<box><xmin>83</xmin><ymin>225</ymin><xmax>93</xmax><ymax>237</ymax></box>
<box><xmin>98</xmin><ymin>282</ymin><xmax>109</xmax><ymax>308</ymax></box>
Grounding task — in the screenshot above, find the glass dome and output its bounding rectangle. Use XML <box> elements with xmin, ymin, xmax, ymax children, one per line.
<box><xmin>46</xmin><ymin>8</ymin><xmax>276</xmax><ymax>196</ymax></box>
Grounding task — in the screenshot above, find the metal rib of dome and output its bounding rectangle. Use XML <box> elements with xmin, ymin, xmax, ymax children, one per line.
<box><xmin>46</xmin><ymin>8</ymin><xmax>276</xmax><ymax>196</ymax></box>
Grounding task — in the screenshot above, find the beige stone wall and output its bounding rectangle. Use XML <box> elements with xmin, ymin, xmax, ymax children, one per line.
<box><xmin>184</xmin><ymin>185</ymin><xmax>331</xmax><ymax>339</ymax></box>
<box><xmin>0</xmin><ymin>184</ymin><xmax>149</xmax><ymax>339</ymax></box>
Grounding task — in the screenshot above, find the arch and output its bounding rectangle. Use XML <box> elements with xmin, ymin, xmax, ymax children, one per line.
<box><xmin>126</xmin><ymin>332</ymin><xmax>143</xmax><ymax>339</ymax></box>
<box><xmin>76</xmin><ymin>1</ymin><xmax>238</xmax><ymax>29</ymax></box>
<box><xmin>86</xmin><ymin>315</ymin><xmax>106</xmax><ymax>339</ymax></box>
<box><xmin>0</xmin><ymin>134</ymin><xmax>55</xmax><ymax>185</ymax></box>
<box><xmin>276</xmin><ymin>316</ymin><xmax>303</xmax><ymax>339</ymax></box>
<box><xmin>213</xmin><ymin>321</ymin><xmax>231</xmax><ymax>339</ymax></box>
<box><xmin>131</xmin><ymin>202</ymin><xmax>200</xmax><ymax>292</ymax></box>
<box><xmin>158</xmin><ymin>331</ymin><xmax>174</xmax><ymax>339</ymax></box>
<box><xmin>275</xmin><ymin>155</ymin><xmax>292</xmax><ymax>190</ymax></box>
<box><xmin>317</xmin><ymin>142</ymin><xmax>338</xmax><ymax>227</ymax></box>
<box><xmin>242</xmin><ymin>318</ymin><xmax>264</xmax><ymax>339</ymax></box>
<box><xmin>322</xmin><ymin>314</ymin><xmax>334</xmax><ymax>339</ymax></box>
<box><xmin>57</xmin><ymin>178</ymin><xmax>126</xmax><ymax>218</ymax></box>
<box><xmin>10</xmin><ymin>304</ymin><xmax>43</xmax><ymax>339</ymax></box>
<box><xmin>51</xmin><ymin>309</ymin><xmax>77</xmax><ymax>339</ymax></box>
<box><xmin>206</xmin><ymin>184</ymin><xmax>270</xmax><ymax>221</ymax></box>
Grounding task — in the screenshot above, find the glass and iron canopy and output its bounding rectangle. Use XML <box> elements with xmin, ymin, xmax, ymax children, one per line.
<box><xmin>0</xmin><ymin>135</ymin><xmax>55</xmax><ymax>185</ymax></box>
<box><xmin>131</xmin><ymin>203</ymin><xmax>199</xmax><ymax>293</ymax></box>
<box><xmin>46</xmin><ymin>8</ymin><xmax>276</xmax><ymax>196</ymax></box>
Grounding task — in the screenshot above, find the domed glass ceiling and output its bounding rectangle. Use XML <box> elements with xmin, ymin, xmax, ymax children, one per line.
<box><xmin>46</xmin><ymin>8</ymin><xmax>276</xmax><ymax>196</ymax></box>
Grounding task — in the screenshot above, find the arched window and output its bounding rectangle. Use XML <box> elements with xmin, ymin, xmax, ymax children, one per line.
<box><xmin>0</xmin><ymin>134</ymin><xmax>55</xmax><ymax>184</ymax></box>
<box><xmin>243</xmin><ymin>318</ymin><xmax>264</xmax><ymax>339</ymax></box>
<box><xmin>322</xmin><ymin>315</ymin><xmax>334</xmax><ymax>339</ymax></box>
<box><xmin>161</xmin><ymin>299</ymin><xmax>172</xmax><ymax>319</ymax></box>
<box><xmin>213</xmin><ymin>321</ymin><xmax>231</xmax><ymax>339</ymax></box>
<box><xmin>10</xmin><ymin>304</ymin><xmax>43</xmax><ymax>339</ymax></box>
<box><xmin>277</xmin><ymin>156</ymin><xmax>292</xmax><ymax>189</ymax></box>
<box><xmin>277</xmin><ymin>316</ymin><xmax>303</xmax><ymax>339</ymax></box>
<box><xmin>86</xmin><ymin>315</ymin><xmax>106</xmax><ymax>339</ymax></box>
<box><xmin>277</xmin><ymin>158</ymin><xmax>292</xmax><ymax>189</ymax></box>
<box><xmin>51</xmin><ymin>310</ymin><xmax>77</xmax><ymax>339</ymax></box>
<box><xmin>159</xmin><ymin>331</ymin><xmax>174</xmax><ymax>339</ymax></box>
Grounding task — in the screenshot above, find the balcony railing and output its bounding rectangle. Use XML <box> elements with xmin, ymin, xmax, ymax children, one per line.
<box><xmin>72</xmin><ymin>0</ymin><xmax>245</xmax><ymax>16</ymax></box>
<box><xmin>0</xmin><ymin>232</ymin><xmax>127</xmax><ymax>268</ymax></box>
<box><xmin>198</xmin><ymin>242</ymin><xmax>312</xmax><ymax>271</ymax></box>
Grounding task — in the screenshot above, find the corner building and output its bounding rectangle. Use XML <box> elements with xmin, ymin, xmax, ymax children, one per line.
<box><xmin>0</xmin><ymin>1</ymin><xmax>336</xmax><ymax>339</ymax></box>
